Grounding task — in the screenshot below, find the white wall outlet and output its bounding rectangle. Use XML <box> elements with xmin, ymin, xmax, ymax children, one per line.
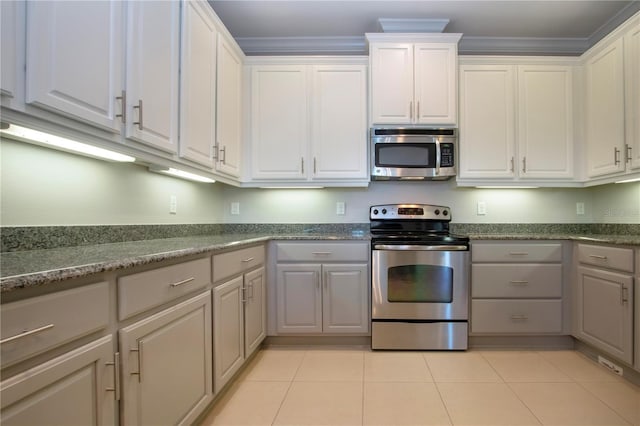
<box><xmin>336</xmin><ymin>201</ymin><xmax>346</xmax><ymax>215</ymax></box>
<box><xmin>576</xmin><ymin>202</ymin><xmax>585</xmax><ymax>215</ymax></box>
<box><xmin>169</xmin><ymin>195</ymin><xmax>177</xmax><ymax>214</ymax></box>
<box><xmin>231</xmin><ymin>202</ymin><xmax>240</xmax><ymax>215</ymax></box>
<box><xmin>477</xmin><ymin>201</ymin><xmax>487</xmax><ymax>216</ymax></box>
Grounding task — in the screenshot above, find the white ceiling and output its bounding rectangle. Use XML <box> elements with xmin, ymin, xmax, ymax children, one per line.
<box><xmin>208</xmin><ymin>0</ymin><xmax>640</xmax><ymax>55</ymax></box>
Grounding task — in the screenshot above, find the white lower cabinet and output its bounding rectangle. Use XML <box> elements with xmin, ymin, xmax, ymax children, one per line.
<box><xmin>574</xmin><ymin>243</ymin><xmax>635</xmax><ymax>365</ymax></box>
<box><xmin>0</xmin><ymin>336</ymin><xmax>116</xmax><ymax>426</ymax></box>
<box><xmin>120</xmin><ymin>291</ymin><xmax>213</xmax><ymax>426</ymax></box>
<box><xmin>212</xmin><ymin>245</ymin><xmax>266</xmax><ymax>393</ymax></box>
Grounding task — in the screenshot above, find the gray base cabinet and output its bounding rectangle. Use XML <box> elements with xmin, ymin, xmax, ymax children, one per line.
<box><xmin>213</xmin><ymin>276</ymin><xmax>245</xmax><ymax>392</ymax></box>
<box><xmin>119</xmin><ymin>291</ymin><xmax>213</xmax><ymax>426</ymax></box>
<box><xmin>0</xmin><ymin>336</ymin><xmax>116</xmax><ymax>426</ymax></box>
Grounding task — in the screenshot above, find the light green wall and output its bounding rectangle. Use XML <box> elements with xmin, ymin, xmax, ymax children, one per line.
<box><xmin>2</xmin><ymin>138</ymin><xmax>638</xmax><ymax>226</ymax></box>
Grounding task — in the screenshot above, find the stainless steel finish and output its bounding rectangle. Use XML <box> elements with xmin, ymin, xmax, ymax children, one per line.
<box><xmin>133</xmin><ymin>99</ymin><xmax>143</xmax><ymax>130</ymax></box>
<box><xmin>0</xmin><ymin>323</ymin><xmax>55</xmax><ymax>345</ymax></box>
<box><xmin>373</xmin><ymin>244</ymin><xmax>468</xmax><ymax>251</ymax></box>
<box><xmin>211</xmin><ymin>143</ymin><xmax>219</xmax><ymax>160</ymax></box>
<box><xmin>371</xmin><ymin>321</ymin><xmax>468</xmax><ymax>350</ymax></box>
<box><xmin>614</xmin><ymin>147</ymin><xmax>621</xmax><ymax>165</ymax></box>
<box><xmin>435</xmin><ymin>138</ymin><xmax>441</xmax><ymax>176</ymax></box>
<box><xmin>116</xmin><ymin>90</ymin><xmax>126</xmax><ymax>123</ymax></box>
<box><xmin>370</xmin><ymin>203</ymin><xmax>451</xmax><ymax>221</ymax></box>
<box><xmin>105</xmin><ymin>352</ymin><xmax>121</xmax><ymax>401</ymax></box>
<box><xmin>371</xmin><ymin>249</ymin><xmax>469</xmax><ymax>321</ymax></box>
<box><xmin>523</xmin><ymin>156</ymin><xmax>527</xmax><ymax>173</ymax></box>
<box><xmin>409</xmin><ymin>101</ymin><xmax>413</xmax><ymax>120</ymax></box>
<box><xmin>626</xmin><ymin>144</ymin><xmax>632</xmax><ymax>163</ymax></box>
<box><xmin>241</xmin><ymin>285</ymin><xmax>248</xmax><ymax>303</ymax></box>
<box><xmin>416</xmin><ymin>101</ymin><xmax>420</xmax><ymax>119</ymax></box>
<box><xmin>589</xmin><ymin>254</ymin><xmax>608</xmax><ymax>260</ymax></box>
<box><xmin>510</xmin><ymin>157</ymin><xmax>514</xmax><ymax>172</ymax></box>
<box><xmin>169</xmin><ymin>277</ymin><xmax>194</xmax><ymax>288</ymax></box>
<box><xmin>220</xmin><ymin>146</ymin><xmax>226</xmax><ymax>163</ymax></box>
<box><xmin>241</xmin><ymin>257</ymin><xmax>255</xmax><ymax>263</ymax></box>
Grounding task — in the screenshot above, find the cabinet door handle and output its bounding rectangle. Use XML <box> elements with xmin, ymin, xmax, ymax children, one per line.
<box><xmin>116</xmin><ymin>90</ymin><xmax>126</xmax><ymax>123</ymax></box>
<box><xmin>312</xmin><ymin>251</ymin><xmax>332</xmax><ymax>256</ymax></box>
<box><xmin>314</xmin><ymin>157</ymin><xmax>317</xmax><ymax>174</ymax></box>
<box><xmin>510</xmin><ymin>314</ymin><xmax>528</xmax><ymax>321</ymax></box>
<box><xmin>626</xmin><ymin>144</ymin><xmax>632</xmax><ymax>163</ymax></box>
<box><xmin>301</xmin><ymin>157</ymin><xmax>304</xmax><ymax>174</ymax></box>
<box><xmin>509</xmin><ymin>280</ymin><xmax>529</xmax><ymax>286</ymax></box>
<box><xmin>241</xmin><ymin>285</ymin><xmax>248</xmax><ymax>303</ymax></box>
<box><xmin>0</xmin><ymin>323</ymin><xmax>55</xmax><ymax>345</ymax></box>
<box><xmin>409</xmin><ymin>101</ymin><xmax>413</xmax><ymax>121</ymax></box>
<box><xmin>220</xmin><ymin>146</ymin><xmax>226</xmax><ymax>164</ymax></box>
<box><xmin>614</xmin><ymin>147</ymin><xmax>621</xmax><ymax>165</ymax></box>
<box><xmin>316</xmin><ymin>271</ymin><xmax>320</xmax><ymax>289</ymax></box>
<box><xmin>170</xmin><ymin>277</ymin><xmax>195</xmax><ymax>288</ymax></box>
<box><xmin>522</xmin><ymin>157</ymin><xmax>527</xmax><ymax>173</ymax></box>
<box><xmin>510</xmin><ymin>157</ymin><xmax>514</xmax><ymax>173</ymax></box>
<box><xmin>130</xmin><ymin>342</ymin><xmax>143</xmax><ymax>382</ymax></box>
<box><xmin>588</xmin><ymin>254</ymin><xmax>608</xmax><ymax>261</ymax></box>
<box><xmin>211</xmin><ymin>143</ymin><xmax>219</xmax><ymax>160</ymax></box>
<box><xmin>416</xmin><ymin>101</ymin><xmax>420</xmax><ymax>119</ymax></box>
<box><xmin>133</xmin><ymin>99</ymin><xmax>143</xmax><ymax>130</ymax></box>
<box><xmin>621</xmin><ymin>286</ymin><xmax>629</xmax><ymax>304</ymax></box>
<box><xmin>105</xmin><ymin>352</ymin><xmax>121</xmax><ymax>401</ymax></box>
<box><xmin>509</xmin><ymin>252</ymin><xmax>529</xmax><ymax>256</ymax></box>
<box><xmin>241</xmin><ymin>257</ymin><xmax>255</xmax><ymax>263</ymax></box>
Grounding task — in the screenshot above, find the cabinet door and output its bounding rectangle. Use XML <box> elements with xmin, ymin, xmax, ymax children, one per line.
<box><xmin>575</xmin><ymin>266</ymin><xmax>633</xmax><ymax>364</ymax></box>
<box><xmin>518</xmin><ymin>65</ymin><xmax>574</xmax><ymax>179</ymax></box>
<box><xmin>1</xmin><ymin>336</ymin><xmax>116</xmax><ymax>426</ymax></box>
<box><xmin>244</xmin><ymin>267</ymin><xmax>266</xmax><ymax>357</ymax></box>
<box><xmin>1</xmin><ymin>0</ymin><xmax>23</xmax><ymax>106</ymax></box>
<box><xmin>179</xmin><ymin>0</ymin><xmax>217</xmax><ymax>168</ymax></box>
<box><xmin>311</xmin><ymin>65</ymin><xmax>368</xmax><ymax>180</ymax></box>
<box><xmin>370</xmin><ymin>44</ymin><xmax>414</xmax><ymax>124</ymax></box>
<box><xmin>26</xmin><ymin>1</ymin><xmax>123</xmax><ymax>132</ymax></box>
<box><xmin>414</xmin><ymin>43</ymin><xmax>457</xmax><ymax>125</ymax></box>
<box><xmin>215</xmin><ymin>34</ymin><xmax>244</xmax><ymax>178</ymax></box>
<box><xmin>213</xmin><ymin>276</ymin><xmax>245</xmax><ymax>393</ymax></box>
<box><xmin>120</xmin><ymin>291</ymin><xmax>213</xmax><ymax>426</ymax></box>
<box><xmin>459</xmin><ymin>65</ymin><xmax>516</xmax><ymax>178</ymax></box>
<box><xmin>251</xmin><ymin>65</ymin><xmax>308</xmax><ymax>179</ymax></box>
<box><xmin>276</xmin><ymin>264</ymin><xmax>322</xmax><ymax>333</ymax></box>
<box><xmin>323</xmin><ymin>264</ymin><xmax>369</xmax><ymax>333</ymax></box>
<box><xmin>125</xmin><ymin>0</ymin><xmax>180</xmax><ymax>153</ymax></box>
<box><xmin>585</xmin><ymin>39</ymin><xmax>626</xmax><ymax>177</ymax></box>
<box><xmin>626</xmin><ymin>19</ymin><xmax>640</xmax><ymax>171</ymax></box>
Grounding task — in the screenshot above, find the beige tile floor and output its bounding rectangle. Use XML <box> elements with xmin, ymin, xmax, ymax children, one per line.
<box><xmin>200</xmin><ymin>347</ymin><xmax>640</xmax><ymax>426</ymax></box>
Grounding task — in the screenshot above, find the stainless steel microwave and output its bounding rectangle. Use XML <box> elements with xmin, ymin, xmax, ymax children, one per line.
<box><xmin>370</xmin><ymin>127</ymin><xmax>457</xmax><ymax>180</ymax></box>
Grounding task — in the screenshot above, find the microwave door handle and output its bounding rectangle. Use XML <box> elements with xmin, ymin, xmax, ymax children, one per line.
<box><xmin>435</xmin><ymin>139</ymin><xmax>441</xmax><ymax>176</ymax></box>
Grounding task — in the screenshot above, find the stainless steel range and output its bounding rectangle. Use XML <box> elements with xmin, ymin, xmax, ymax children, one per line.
<box><xmin>370</xmin><ymin>204</ymin><xmax>470</xmax><ymax>350</ymax></box>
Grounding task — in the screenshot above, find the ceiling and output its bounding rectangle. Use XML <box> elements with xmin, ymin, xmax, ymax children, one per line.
<box><xmin>208</xmin><ymin>1</ymin><xmax>640</xmax><ymax>56</ymax></box>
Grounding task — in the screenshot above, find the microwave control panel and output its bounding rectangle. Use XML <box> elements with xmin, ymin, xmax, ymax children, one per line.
<box><xmin>440</xmin><ymin>143</ymin><xmax>454</xmax><ymax>167</ymax></box>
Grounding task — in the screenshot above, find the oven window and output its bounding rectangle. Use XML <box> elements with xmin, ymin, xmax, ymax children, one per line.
<box><xmin>375</xmin><ymin>144</ymin><xmax>435</xmax><ymax>168</ymax></box>
<box><xmin>387</xmin><ymin>265</ymin><xmax>453</xmax><ymax>303</ymax></box>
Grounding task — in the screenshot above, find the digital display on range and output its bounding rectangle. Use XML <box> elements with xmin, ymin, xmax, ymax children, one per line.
<box><xmin>398</xmin><ymin>208</ymin><xmax>424</xmax><ymax>215</ymax></box>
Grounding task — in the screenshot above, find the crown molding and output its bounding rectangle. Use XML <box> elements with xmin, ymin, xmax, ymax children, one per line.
<box><xmin>458</xmin><ymin>37</ymin><xmax>589</xmax><ymax>56</ymax></box>
<box><xmin>377</xmin><ymin>18</ymin><xmax>450</xmax><ymax>33</ymax></box>
<box><xmin>235</xmin><ymin>36</ymin><xmax>366</xmax><ymax>55</ymax></box>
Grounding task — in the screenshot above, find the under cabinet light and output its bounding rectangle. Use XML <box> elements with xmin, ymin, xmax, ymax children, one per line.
<box><xmin>149</xmin><ymin>166</ymin><xmax>216</xmax><ymax>183</ymax></box>
<box><xmin>475</xmin><ymin>186</ymin><xmax>539</xmax><ymax>189</ymax></box>
<box><xmin>0</xmin><ymin>123</ymin><xmax>136</xmax><ymax>162</ymax></box>
<box><xmin>615</xmin><ymin>177</ymin><xmax>640</xmax><ymax>184</ymax></box>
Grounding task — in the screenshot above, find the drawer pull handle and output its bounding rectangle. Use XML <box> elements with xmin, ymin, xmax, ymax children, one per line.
<box><xmin>509</xmin><ymin>252</ymin><xmax>529</xmax><ymax>256</ymax></box>
<box><xmin>241</xmin><ymin>286</ymin><xmax>248</xmax><ymax>303</ymax></box>
<box><xmin>588</xmin><ymin>254</ymin><xmax>608</xmax><ymax>260</ymax></box>
<box><xmin>241</xmin><ymin>257</ymin><xmax>255</xmax><ymax>263</ymax></box>
<box><xmin>0</xmin><ymin>323</ymin><xmax>55</xmax><ymax>345</ymax></box>
<box><xmin>511</xmin><ymin>314</ymin><xmax>528</xmax><ymax>321</ymax></box>
<box><xmin>105</xmin><ymin>352</ymin><xmax>121</xmax><ymax>401</ymax></box>
<box><xmin>509</xmin><ymin>280</ymin><xmax>529</xmax><ymax>286</ymax></box>
<box><xmin>621</xmin><ymin>286</ymin><xmax>629</xmax><ymax>304</ymax></box>
<box><xmin>170</xmin><ymin>277</ymin><xmax>195</xmax><ymax>288</ymax></box>
<box><xmin>130</xmin><ymin>342</ymin><xmax>143</xmax><ymax>382</ymax></box>
<box><xmin>312</xmin><ymin>251</ymin><xmax>332</xmax><ymax>255</ymax></box>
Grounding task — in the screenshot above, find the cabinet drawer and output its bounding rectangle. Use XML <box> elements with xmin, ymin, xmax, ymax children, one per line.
<box><xmin>472</xmin><ymin>242</ymin><xmax>562</xmax><ymax>263</ymax></box>
<box><xmin>118</xmin><ymin>257</ymin><xmax>211</xmax><ymax>320</ymax></box>
<box><xmin>276</xmin><ymin>242</ymin><xmax>369</xmax><ymax>262</ymax></box>
<box><xmin>472</xmin><ymin>264</ymin><xmax>562</xmax><ymax>298</ymax></box>
<box><xmin>1</xmin><ymin>282</ymin><xmax>109</xmax><ymax>367</ymax></box>
<box><xmin>577</xmin><ymin>243</ymin><xmax>634</xmax><ymax>273</ymax></box>
<box><xmin>471</xmin><ymin>299</ymin><xmax>562</xmax><ymax>334</ymax></box>
<box><xmin>213</xmin><ymin>245</ymin><xmax>265</xmax><ymax>283</ymax></box>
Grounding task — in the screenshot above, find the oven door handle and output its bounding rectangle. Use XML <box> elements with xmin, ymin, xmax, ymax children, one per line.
<box><xmin>373</xmin><ymin>244</ymin><xmax>468</xmax><ymax>251</ymax></box>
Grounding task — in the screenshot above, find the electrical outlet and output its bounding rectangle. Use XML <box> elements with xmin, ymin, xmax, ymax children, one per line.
<box><xmin>336</xmin><ymin>202</ymin><xmax>346</xmax><ymax>215</ymax></box>
<box><xmin>477</xmin><ymin>201</ymin><xmax>487</xmax><ymax>216</ymax></box>
<box><xmin>231</xmin><ymin>202</ymin><xmax>240</xmax><ymax>215</ymax></box>
<box><xmin>576</xmin><ymin>202</ymin><xmax>585</xmax><ymax>215</ymax></box>
<box><xmin>169</xmin><ymin>195</ymin><xmax>177</xmax><ymax>214</ymax></box>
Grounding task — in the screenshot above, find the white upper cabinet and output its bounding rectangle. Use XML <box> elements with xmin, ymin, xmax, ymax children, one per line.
<box><xmin>1</xmin><ymin>0</ymin><xmax>24</xmax><ymax>108</ymax></box>
<box><xmin>367</xmin><ymin>34</ymin><xmax>461</xmax><ymax>126</ymax></box>
<box><xmin>248</xmin><ymin>58</ymin><xmax>368</xmax><ymax>185</ymax></box>
<box><xmin>626</xmin><ymin>17</ymin><xmax>640</xmax><ymax>171</ymax></box>
<box><xmin>458</xmin><ymin>59</ymin><xmax>575</xmax><ymax>183</ymax></box>
<box><xmin>124</xmin><ymin>0</ymin><xmax>180</xmax><ymax>153</ymax></box>
<box><xmin>26</xmin><ymin>1</ymin><xmax>124</xmax><ymax>132</ymax></box>
<box><xmin>179</xmin><ymin>0</ymin><xmax>218</xmax><ymax>168</ymax></box>
<box><xmin>215</xmin><ymin>33</ymin><xmax>244</xmax><ymax>178</ymax></box>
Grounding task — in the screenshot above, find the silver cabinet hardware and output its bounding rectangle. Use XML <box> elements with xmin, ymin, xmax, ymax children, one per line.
<box><xmin>509</xmin><ymin>280</ymin><xmax>529</xmax><ymax>286</ymax></box>
<box><xmin>211</xmin><ymin>144</ymin><xmax>219</xmax><ymax>161</ymax></box>
<box><xmin>220</xmin><ymin>146</ymin><xmax>226</xmax><ymax>164</ymax></box>
<box><xmin>510</xmin><ymin>157</ymin><xmax>514</xmax><ymax>172</ymax></box>
<box><xmin>116</xmin><ymin>90</ymin><xmax>126</xmax><ymax>123</ymax></box>
<box><xmin>588</xmin><ymin>254</ymin><xmax>608</xmax><ymax>260</ymax></box>
<box><xmin>416</xmin><ymin>101</ymin><xmax>420</xmax><ymax>119</ymax></box>
<box><xmin>169</xmin><ymin>277</ymin><xmax>194</xmax><ymax>288</ymax></box>
<box><xmin>626</xmin><ymin>144</ymin><xmax>632</xmax><ymax>163</ymax></box>
<box><xmin>0</xmin><ymin>323</ymin><xmax>55</xmax><ymax>345</ymax></box>
<box><xmin>241</xmin><ymin>286</ymin><xmax>248</xmax><ymax>303</ymax></box>
<box><xmin>621</xmin><ymin>286</ymin><xmax>629</xmax><ymax>304</ymax></box>
<box><xmin>312</xmin><ymin>251</ymin><xmax>332</xmax><ymax>255</ymax></box>
<box><xmin>510</xmin><ymin>314</ymin><xmax>528</xmax><ymax>321</ymax></box>
<box><xmin>522</xmin><ymin>157</ymin><xmax>527</xmax><ymax>173</ymax></box>
<box><xmin>105</xmin><ymin>352</ymin><xmax>121</xmax><ymax>401</ymax></box>
<box><xmin>614</xmin><ymin>147</ymin><xmax>621</xmax><ymax>165</ymax></box>
<box><xmin>409</xmin><ymin>101</ymin><xmax>413</xmax><ymax>120</ymax></box>
<box><xmin>241</xmin><ymin>257</ymin><xmax>255</xmax><ymax>263</ymax></box>
<box><xmin>509</xmin><ymin>252</ymin><xmax>529</xmax><ymax>256</ymax></box>
<box><xmin>133</xmin><ymin>99</ymin><xmax>143</xmax><ymax>130</ymax></box>
<box><xmin>314</xmin><ymin>157</ymin><xmax>317</xmax><ymax>174</ymax></box>
<box><xmin>301</xmin><ymin>157</ymin><xmax>304</xmax><ymax>174</ymax></box>
<box><xmin>130</xmin><ymin>342</ymin><xmax>143</xmax><ymax>382</ymax></box>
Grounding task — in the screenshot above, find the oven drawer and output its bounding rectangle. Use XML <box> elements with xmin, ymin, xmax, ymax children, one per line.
<box><xmin>276</xmin><ymin>242</ymin><xmax>369</xmax><ymax>262</ymax></box>
<box><xmin>472</xmin><ymin>264</ymin><xmax>562</xmax><ymax>298</ymax></box>
<box><xmin>472</xmin><ymin>242</ymin><xmax>562</xmax><ymax>263</ymax></box>
<box><xmin>471</xmin><ymin>299</ymin><xmax>562</xmax><ymax>334</ymax></box>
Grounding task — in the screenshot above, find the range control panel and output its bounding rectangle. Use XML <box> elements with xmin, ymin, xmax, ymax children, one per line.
<box><xmin>370</xmin><ymin>204</ymin><xmax>451</xmax><ymax>220</ymax></box>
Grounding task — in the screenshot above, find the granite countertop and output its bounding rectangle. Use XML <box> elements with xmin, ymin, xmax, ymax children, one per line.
<box><xmin>0</xmin><ymin>232</ymin><xmax>368</xmax><ymax>294</ymax></box>
<box><xmin>466</xmin><ymin>233</ymin><xmax>640</xmax><ymax>246</ymax></box>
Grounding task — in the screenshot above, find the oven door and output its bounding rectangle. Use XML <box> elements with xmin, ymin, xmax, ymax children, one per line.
<box><xmin>372</xmin><ymin>247</ymin><xmax>469</xmax><ymax>321</ymax></box>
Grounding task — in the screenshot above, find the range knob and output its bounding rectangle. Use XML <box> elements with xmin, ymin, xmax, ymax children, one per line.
<box><xmin>381</xmin><ymin>209</ymin><xmax>387</xmax><ymax>214</ymax></box>
<box><xmin>373</xmin><ymin>209</ymin><xmax>379</xmax><ymax>215</ymax></box>
<box><xmin>434</xmin><ymin>209</ymin><xmax>440</xmax><ymax>215</ymax></box>
<box><xmin>442</xmin><ymin>209</ymin><xmax>449</xmax><ymax>216</ymax></box>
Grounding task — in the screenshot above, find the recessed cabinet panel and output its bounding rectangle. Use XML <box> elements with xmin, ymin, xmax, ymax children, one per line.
<box><xmin>244</xmin><ymin>267</ymin><xmax>267</xmax><ymax>356</ymax></box>
<box><xmin>626</xmin><ymin>20</ymin><xmax>640</xmax><ymax>171</ymax></box>
<box><xmin>471</xmin><ymin>300</ymin><xmax>562</xmax><ymax>334</ymax></box>
<box><xmin>415</xmin><ymin>44</ymin><xmax>457</xmax><ymax>124</ymax></box>
<box><xmin>213</xmin><ymin>276</ymin><xmax>245</xmax><ymax>393</ymax></box>
<box><xmin>323</xmin><ymin>264</ymin><xmax>369</xmax><ymax>333</ymax></box>
<box><xmin>370</xmin><ymin>44</ymin><xmax>414</xmax><ymax>124</ymax></box>
<box><xmin>472</xmin><ymin>264</ymin><xmax>562</xmax><ymax>298</ymax></box>
<box><xmin>276</xmin><ymin>264</ymin><xmax>323</xmax><ymax>333</ymax></box>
